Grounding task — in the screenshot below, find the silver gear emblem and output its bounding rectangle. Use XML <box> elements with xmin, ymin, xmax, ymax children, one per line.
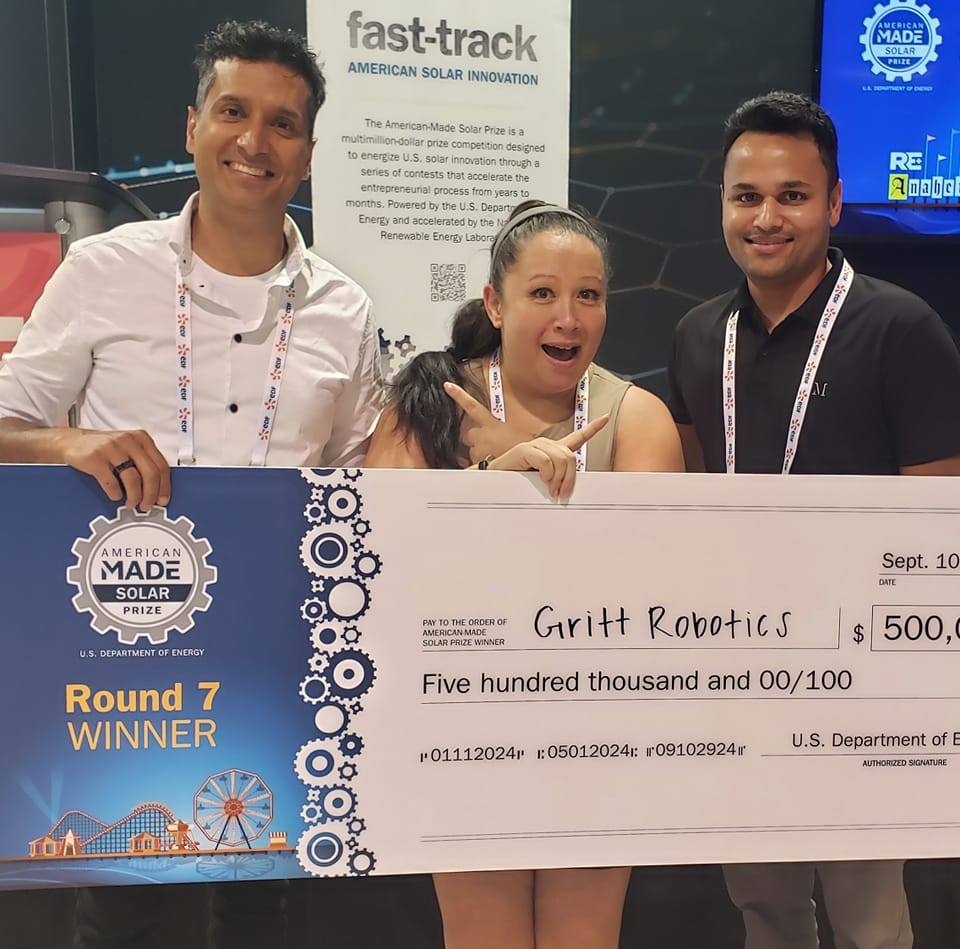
<box><xmin>860</xmin><ymin>1</ymin><xmax>942</xmax><ymax>83</ymax></box>
<box><xmin>67</xmin><ymin>506</ymin><xmax>217</xmax><ymax>645</ymax></box>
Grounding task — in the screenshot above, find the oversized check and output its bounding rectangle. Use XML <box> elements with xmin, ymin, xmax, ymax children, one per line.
<box><xmin>1</xmin><ymin>465</ymin><xmax>959</xmax><ymax>889</ymax></box>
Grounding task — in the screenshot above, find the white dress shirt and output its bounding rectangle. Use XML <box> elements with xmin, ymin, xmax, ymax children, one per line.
<box><xmin>0</xmin><ymin>193</ymin><xmax>384</xmax><ymax>467</ymax></box>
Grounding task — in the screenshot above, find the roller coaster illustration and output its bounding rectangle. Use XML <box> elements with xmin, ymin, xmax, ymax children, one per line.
<box><xmin>27</xmin><ymin>769</ymin><xmax>280</xmax><ymax>858</ymax></box>
<box><xmin>29</xmin><ymin>802</ymin><xmax>195</xmax><ymax>858</ymax></box>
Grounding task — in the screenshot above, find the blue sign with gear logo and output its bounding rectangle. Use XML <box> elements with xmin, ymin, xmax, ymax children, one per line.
<box><xmin>860</xmin><ymin>0</ymin><xmax>943</xmax><ymax>83</ymax></box>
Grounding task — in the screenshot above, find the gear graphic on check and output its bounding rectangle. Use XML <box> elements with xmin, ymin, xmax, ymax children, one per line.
<box><xmin>353</xmin><ymin>551</ymin><xmax>383</xmax><ymax>580</ymax></box>
<box><xmin>295</xmin><ymin>467</ymin><xmax>380</xmax><ymax>877</ymax></box>
<box><xmin>299</xmin><ymin>674</ymin><xmax>329</xmax><ymax>705</ymax></box>
<box><xmin>67</xmin><ymin>506</ymin><xmax>217</xmax><ymax>645</ymax></box>
<box><xmin>311</xmin><ymin>700</ymin><xmax>350</xmax><ymax>739</ymax></box>
<box><xmin>325</xmin><ymin>650</ymin><xmax>376</xmax><ymax>701</ymax></box>
<box><xmin>297</xmin><ymin>823</ymin><xmax>348</xmax><ymax>875</ymax></box>
<box><xmin>299</xmin><ymin>468</ymin><xmax>338</xmax><ymax>488</ymax></box>
<box><xmin>300</xmin><ymin>524</ymin><xmax>354</xmax><ymax>576</ymax></box>
<box><xmin>300</xmin><ymin>597</ymin><xmax>326</xmax><ymax>623</ymax></box>
<box><xmin>310</xmin><ymin>624</ymin><xmax>342</xmax><ymax>652</ymax></box>
<box><xmin>348</xmin><ymin>849</ymin><xmax>376</xmax><ymax>876</ymax></box>
<box><xmin>339</xmin><ymin>733</ymin><xmax>364</xmax><ymax>757</ymax></box>
<box><xmin>315</xmin><ymin>785</ymin><xmax>357</xmax><ymax>822</ymax></box>
<box><xmin>295</xmin><ymin>738</ymin><xmax>345</xmax><ymax>787</ymax></box>
<box><xmin>313</xmin><ymin>578</ymin><xmax>371</xmax><ymax>622</ymax></box>
<box><xmin>321</xmin><ymin>484</ymin><xmax>363</xmax><ymax>522</ymax></box>
<box><xmin>300</xmin><ymin>802</ymin><xmax>323</xmax><ymax>824</ymax></box>
<box><xmin>304</xmin><ymin>499</ymin><xmax>327</xmax><ymax>524</ymax></box>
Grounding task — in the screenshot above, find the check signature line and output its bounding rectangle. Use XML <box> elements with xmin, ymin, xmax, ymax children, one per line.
<box><xmin>422</xmin><ymin>821</ymin><xmax>960</xmax><ymax>842</ymax></box>
<box><xmin>428</xmin><ymin>503</ymin><xmax>960</xmax><ymax>514</ymax></box>
<box><xmin>762</xmin><ymin>751</ymin><xmax>960</xmax><ymax>757</ymax></box>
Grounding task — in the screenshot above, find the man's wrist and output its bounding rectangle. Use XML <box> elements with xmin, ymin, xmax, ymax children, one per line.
<box><xmin>0</xmin><ymin>418</ymin><xmax>70</xmax><ymax>464</ymax></box>
<box><xmin>42</xmin><ymin>426</ymin><xmax>85</xmax><ymax>465</ymax></box>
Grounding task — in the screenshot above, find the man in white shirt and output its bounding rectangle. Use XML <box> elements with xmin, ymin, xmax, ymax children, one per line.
<box><xmin>0</xmin><ymin>20</ymin><xmax>382</xmax><ymax>506</ymax></box>
<box><xmin>0</xmin><ymin>19</ymin><xmax>383</xmax><ymax>949</ymax></box>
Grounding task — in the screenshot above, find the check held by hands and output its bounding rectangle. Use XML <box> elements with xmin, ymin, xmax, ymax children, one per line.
<box><xmin>58</xmin><ymin>427</ymin><xmax>172</xmax><ymax>510</ymax></box>
<box><xmin>484</xmin><ymin>417</ymin><xmax>609</xmax><ymax>500</ymax></box>
<box><xmin>443</xmin><ymin>379</ymin><xmax>608</xmax><ymax>499</ymax></box>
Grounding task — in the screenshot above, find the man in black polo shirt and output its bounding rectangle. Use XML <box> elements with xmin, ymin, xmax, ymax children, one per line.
<box><xmin>668</xmin><ymin>91</ymin><xmax>960</xmax><ymax>948</ymax></box>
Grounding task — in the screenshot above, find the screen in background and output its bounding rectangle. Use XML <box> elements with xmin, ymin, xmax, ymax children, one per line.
<box><xmin>820</xmin><ymin>0</ymin><xmax>960</xmax><ymax>237</ymax></box>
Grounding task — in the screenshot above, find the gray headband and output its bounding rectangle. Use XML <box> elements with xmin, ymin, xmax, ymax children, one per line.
<box><xmin>488</xmin><ymin>204</ymin><xmax>590</xmax><ymax>280</ymax></box>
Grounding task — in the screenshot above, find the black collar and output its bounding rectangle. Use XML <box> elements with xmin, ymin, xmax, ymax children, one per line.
<box><xmin>733</xmin><ymin>247</ymin><xmax>846</xmax><ymax>331</ymax></box>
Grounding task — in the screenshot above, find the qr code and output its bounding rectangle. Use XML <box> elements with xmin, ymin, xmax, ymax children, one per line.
<box><xmin>430</xmin><ymin>263</ymin><xmax>467</xmax><ymax>303</ymax></box>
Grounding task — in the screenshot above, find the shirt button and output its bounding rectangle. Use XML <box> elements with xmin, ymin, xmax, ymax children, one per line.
<box><xmin>229</xmin><ymin>403</ymin><xmax>238</xmax><ymax>414</ymax></box>
<box><xmin>233</xmin><ymin>333</ymin><xmax>242</xmax><ymax>343</ymax></box>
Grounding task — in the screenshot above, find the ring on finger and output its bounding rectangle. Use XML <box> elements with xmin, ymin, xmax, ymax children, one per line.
<box><xmin>112</xmin><ymin>459</ymin><xmax>136</xmax><ymax>478</ymax></box>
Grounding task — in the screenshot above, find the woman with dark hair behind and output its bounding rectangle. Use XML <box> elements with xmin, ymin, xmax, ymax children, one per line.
<box><xmin>366</xmin><ymin>201</ymin><xmax>683</xmax><ymax>948</ymax></box>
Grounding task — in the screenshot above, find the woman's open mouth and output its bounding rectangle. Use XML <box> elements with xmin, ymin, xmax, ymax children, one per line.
<box><xmin>542</xmin><ymin>344</ymin><xmax>580</xmax><ymax>363</ymax></box>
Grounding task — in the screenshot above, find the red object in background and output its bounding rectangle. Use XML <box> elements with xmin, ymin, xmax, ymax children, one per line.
<box><xmin>0</xmin><ymin>232</ymin><xmax>62</xmax><ymax>356</ymax></box>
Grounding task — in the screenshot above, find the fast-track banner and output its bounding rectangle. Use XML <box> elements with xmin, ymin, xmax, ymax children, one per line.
<box><xmin>3</xmin><ymin>465</ymin><xmax>960</xmax><ymax>890</ymax></box>
<box><xmin>307</xmin><ymin>0</ymin><xmax>571</xmax><ymax>368</ymax></box>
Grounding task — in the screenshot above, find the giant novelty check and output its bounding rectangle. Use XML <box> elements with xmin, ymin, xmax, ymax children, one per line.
<box><xmin>2</xmin><ymin>465</ymin><xmax>960</xmax><ymax>889</ymax></box>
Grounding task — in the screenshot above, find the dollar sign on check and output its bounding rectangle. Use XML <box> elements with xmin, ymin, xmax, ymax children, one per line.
<box><xmin>853</xmin><ymin>624</ymin><xmax>864</xmax><ymax>644</ymax></box>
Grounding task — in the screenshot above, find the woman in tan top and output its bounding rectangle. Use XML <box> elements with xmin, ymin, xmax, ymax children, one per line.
<box><xmin>366</xmin><ymin>201</ymin><xmax>683</xmax><ymax>949</ymax></box>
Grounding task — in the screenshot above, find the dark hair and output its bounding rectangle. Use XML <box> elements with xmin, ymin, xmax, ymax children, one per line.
<box><xmin>194</xmin><ymin>20</ymin><xmax>326</xmax><ymax>134</ymax></box>
<box><xmin>722</xmin><ymin>91</ymin><xmax>839</xmax><ymax>190</ymax></box>
<box><xmin>390</xmin><ymin>200</ymin><xmax>610</xmax><ymax>468</ymax></box>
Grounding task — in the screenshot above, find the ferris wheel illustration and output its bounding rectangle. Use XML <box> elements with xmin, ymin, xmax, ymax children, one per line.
<box><xmin>194</xmin><ymin>769</ymin><xmax>274</xmax><ymax>849</ymax></box>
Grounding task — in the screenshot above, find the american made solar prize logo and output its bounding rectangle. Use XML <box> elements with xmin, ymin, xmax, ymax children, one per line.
<box><xmin>860</xmin><ymin>0</ymin><xmax>942</xmax><ymax>84</ymax></box>
<box><xmin>68</xmin><ymin>507</ymin><xmax>217</xmax><ymax>645</ymax></box>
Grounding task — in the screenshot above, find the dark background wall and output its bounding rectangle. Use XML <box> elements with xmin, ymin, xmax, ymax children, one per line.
<box><xmin>3</xmin><ymin>0</ymin><xmax>955</xmax><ymax>397</ymax></box>
<box><xmin>0</xmin><ymin>3</ymin><xmax>57</xmax><ymax>168</ymax></box>
<box><xmin>570</xmin><ymin>1</ymin><xmax>822</xmax><ymax>393</ymax></box>
<box><xmin>0</xmin><ymin>1</ymin><xmax>76</xmax><ymax>169</ymax></box>
<box><xmin>2</xmin><ymin>1</ymin><xmax>960</xmax><ymax>946</ymax></box>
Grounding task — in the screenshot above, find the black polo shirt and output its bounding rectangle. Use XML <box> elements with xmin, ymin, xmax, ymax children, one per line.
<box><xmin>667</xmin><ymin>248</ymin><xmax>960</xmax><ymax>474</ymax></box>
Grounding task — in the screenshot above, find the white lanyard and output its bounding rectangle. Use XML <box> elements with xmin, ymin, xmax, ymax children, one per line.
<box><xmin>723</xmin><ymin>258</ymin><xmax>854</xmax><ymax>475</ymax></box>
<box><xmin>174</xmin><ymin>262</ymin><xmax>296</xmax><ymax>466</ymax></box>
<box><xmin>488</xmin><ymin>348</ymin><xmax>591</xmax><ymax>471</ymax></box>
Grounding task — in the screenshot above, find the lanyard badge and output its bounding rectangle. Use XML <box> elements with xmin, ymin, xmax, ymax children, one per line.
<box><xmin>174</xmin><ymin>262</ymin><xmax>297</xmax><ymax>466</ymax></box>
<box><xmin>488</xmin><ymin>347</ymin><xmax>591</xmax><ymax>472</ymax></box>
<box><xmin>723</xmin><ymin>259</ymin><xmax>854</xmax><ymax>475</ymax></box>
